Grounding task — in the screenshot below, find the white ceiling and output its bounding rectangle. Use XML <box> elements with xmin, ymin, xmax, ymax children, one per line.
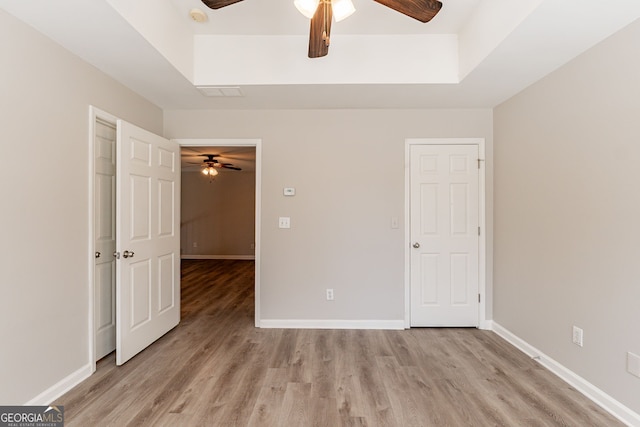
<box><xmin>2</xmin><ymin>0</ymin><xmax>640</xmax><ymax>110</ymax></box>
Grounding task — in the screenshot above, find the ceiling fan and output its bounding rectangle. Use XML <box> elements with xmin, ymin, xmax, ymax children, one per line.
<box><xmin>200</xmin><ymin>0</ymin><xmax>443</xmax><ymax>58</ymax></box>
<box><xmin>188</xmin><ymin>154</ymin><xmax>242</xmax><ymax>180</ymax></box>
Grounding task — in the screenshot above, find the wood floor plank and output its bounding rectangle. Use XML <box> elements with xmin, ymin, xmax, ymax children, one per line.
<box><xmin>56</xmin><ymin>260</ymin><xmax>625</xmax><ymax>427</ymax></box>
<box><xmin>310</xmin><ymin>330</ymin><xmax>336</xmax><ymax>399</ymax></box>
<box><xmin>309</xmin><ymin>397</ymin><xmax>340</xmax><ymax>427</ymax></box>
<box><xmin>215</xmin><ymin>342</ymin><xmax>269</xmax><ymax>426</ymax></box>
<box><xmin>335</xmin><ymin>331</ymin><xmax>369</xmax><ymax>422</ymax></box>
<box><xmin>351</xmin><ymin>330</ymin><xmax>398</xmax><ymax>426</ymax></box>
<box><xmin>276</xmin><ymin>382</ymin><xmax>312</xmax><ymax>426</ymax></box>
<box><xmin>376</xmin><ymin>355</ymin><xmax>424</xmax><ymax>427</ymax></box>
<box><xmin>247</xmin><ymin>368</ymin><xmax>289</xmax><ymax>427</ymax></box>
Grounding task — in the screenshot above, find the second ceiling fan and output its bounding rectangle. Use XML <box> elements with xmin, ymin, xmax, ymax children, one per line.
<box><xmin>200</xmin><ymin>0</ymin><xmax>443</xmax><ymax>58</ymax></box>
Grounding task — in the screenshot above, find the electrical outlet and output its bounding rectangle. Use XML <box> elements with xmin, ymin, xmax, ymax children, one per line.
<box><xmin>326</xmin><ymin>288</ymin><xmax>334</xmax><ymax>301</ymax></box>
<box><xmin>572</xmin><ymin>326</ymin><xmax>584</xmax><ymax>347</ymax></box>
<box><xmin>278</xmin><ymin>217</ymin><xmax>291</xmax><ymax>229</ymax></box>
<box><xmin>193</xmin><ymin>242</ymin><xmax>198</xmax><ymax>248</ymax></box>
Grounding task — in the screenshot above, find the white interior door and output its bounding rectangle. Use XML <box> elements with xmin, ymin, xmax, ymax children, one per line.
<box><xmin>94</xmin><ymin>119</ymin><xmax>116</xmax><ymax>360</ymax></box>
<box><xmin>116</xmin><ymin>120</ymin><xmax>181</xmax><ymax>365</ymax></box>
<box><xmin>410</xmin><ymin>144</ymin><xmax>479</xmax><ymax>327</ymax></box>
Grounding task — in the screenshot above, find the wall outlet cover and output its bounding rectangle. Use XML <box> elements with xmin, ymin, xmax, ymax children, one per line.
<box><xmin>278</xmin><ymin>217</ymin><xmax>291</xmax><ymax>229</ymax></box>
<box><xmin>627</xmin><ymin>352</ymin><xmax>640</xmax><ymax>378</ymax></box>
<box><xmin>326</xmin><ymin>288</ymin><xmax>334</xmax><ymax>301</ymax></box>
<box><xmin>572</xmin><ymin>326</ymin><xmax>584</xmax><ymax>347</ymax></box>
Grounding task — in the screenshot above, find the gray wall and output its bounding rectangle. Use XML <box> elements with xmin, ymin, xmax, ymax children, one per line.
<box><xmin>494</xmin><ymin>19</ymin><xmax>640</xmax><ymax>414</ymax></box>
<box><xmin>164</xmin><ymin>109</ymin><xmax>494</xmax><ymax>322</ymax></box>
<box><xmin>181</xmin><ymin>170</ymin><xmax>256</xmax><ymax>257</ymax></box>
<box><xmin>0</xmin><ymin>10</ymin><xmax>163</xmax><ymax>404</ymax></box>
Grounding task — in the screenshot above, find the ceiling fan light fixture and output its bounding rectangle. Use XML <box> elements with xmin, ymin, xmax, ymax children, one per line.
<box><xmin>331</xmin><ymin>0</ymin><xmax>355</xmax><ymax>22</ymax></box>
<box><xmin>294</xmin><ymin>0</ymin><xmax>320</xmax><ymax>19</ymax></box>
<box><xmin>202</xmin><ymin>166</ymin><xmax>219</xmax><ymax>176</ymax></box>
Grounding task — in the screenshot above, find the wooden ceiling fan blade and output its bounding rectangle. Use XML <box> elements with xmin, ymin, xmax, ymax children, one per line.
<box><xmin>201</xmin><ymin>0</ymin><xmax>244</xmax><ymax>10</ymax></box>
<box><xmin>308</xmin><ymin>1</ymin><xmax>333</xmax><ymax>58</ymax></box>
<box><xmin>374</xmin><ymin>0</ymin><xmax>442</xmax><ymax>23</ymax></box>
<box><xmin>200</xmin><ymin>154</ymin><xmax>222</xmax><ymax>162</ymax></box>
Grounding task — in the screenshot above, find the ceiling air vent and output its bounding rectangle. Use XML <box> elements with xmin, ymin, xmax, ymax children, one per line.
<box><xmin>196</xmin><ymin>86</ymin><xmax>243</xmax><ymax>97</ymax></box>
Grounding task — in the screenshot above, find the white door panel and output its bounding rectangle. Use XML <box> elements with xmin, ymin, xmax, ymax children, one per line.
<box><xmin>410</xmin><ymin>144</ymin><xmax>479</xmax><ymax>327</ymax></box>
<box><xmin>94</xmin><ymin>120</ymin><xmax>116</xmax><ymax>360</ymax></box>
<box><xmin>116</xmin><ymin>121</ymin><xmax>180</xmax><ymax>365</ymax></box>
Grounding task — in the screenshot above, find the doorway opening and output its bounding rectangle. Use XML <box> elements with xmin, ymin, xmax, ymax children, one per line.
<box><xmin>176</xmin><ymin>139</ymin><xmax>262</xmax><ymax>327</ymax></box>
<box><xmin>180</xmin><ymin>146</ymin><xmax>257</xmax><ymax>262</ymax></box>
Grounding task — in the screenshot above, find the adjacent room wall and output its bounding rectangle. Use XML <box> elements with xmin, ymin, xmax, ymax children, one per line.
<box><xmin>181</xmin><ymin>170</ymin><xmax>256</xmax><ymax>257</ymax></box>
<box><xmin>494</xmin><ymin>19</ymin><xmax>640</xmax><ymax>414</ymax></box>
<box><xmin>0</xmin><ymin>10</ymin><xmax>163</xmax><ymax>404</ymax></box>
<box><xmin>164</xmin><ymin>109</ymin><xmax>494</xmax><ymax>323</ymax></box>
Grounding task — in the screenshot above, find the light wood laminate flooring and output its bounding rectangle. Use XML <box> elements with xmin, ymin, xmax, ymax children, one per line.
<box><xmin>57</xmin><ymin>260</ymin><xmax>622</xmax><ymax>426</ymax></box>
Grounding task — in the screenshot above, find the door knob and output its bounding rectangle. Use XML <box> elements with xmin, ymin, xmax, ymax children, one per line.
<box><xmin>413</xmin><ymin>242</ymin><xmax>420</xmax><ymax>249</ymax></box>
<box><xmin>123</xmin><ymin>250</ymin><xmax>135</xmax><ymax>259</ymax></box>
<box><xmin>95</xmin><ymin>251</ymin><xmax>101</xmax><ymax>258</ymax></box>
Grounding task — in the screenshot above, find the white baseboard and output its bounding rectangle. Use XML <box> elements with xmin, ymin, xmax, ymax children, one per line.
<box><xmin>491</xmin><ymin>322</ymin><xmax>640</xmax><ymax>427</ymax></box>
<box><xmin>181</xmin><ymin>254</ymin><xmax>255</xmax><ymax>260</ymax></box>
<box><xmin>259</xmin><ymin>319</ymin><xmax>405</xmax><ymax>330</ymax></box>
<box><xmin>479</xmin><ymin>319</ymin><xmax>494</xmax><ymax>330</ymax></box>
<box><xmin>25</xmin><ymin>363</ymin><xmax>93</xmax><ymax>405</ymax></box>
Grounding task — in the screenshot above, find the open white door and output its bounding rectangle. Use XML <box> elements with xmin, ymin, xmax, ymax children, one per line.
<box><xmin>94</xmin><ymin>119</ymin><xmax>117</xmax><ymax>360</ymax></box>
<box><xmin>115</xmin><ymin>120</ymin><xmax>181</xmax><ymax>365</ymax></box>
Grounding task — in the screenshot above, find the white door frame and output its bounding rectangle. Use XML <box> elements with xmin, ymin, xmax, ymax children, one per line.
<box><xmin>174</xmin><ymin>138</ymin><xmax>262</xmax><ymax>328</ymax></box>
<box><xmin>404</xmin><ymin>138</ymin><xmax>488</xmax><ymax>329</ymax></box>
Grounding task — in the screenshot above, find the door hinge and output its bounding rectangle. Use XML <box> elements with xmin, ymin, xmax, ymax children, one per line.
<box><xmin>478</xmin><ymin>227</ymin><xmax>481</xmax><ymax>236</ymax></box>
<box><xmin>477</xmin><ymin>158</ymin><xmax>484</xmax><ymax>169</ymax></box>
<box><xmin>478</xmin><ymin>293</ymin><xmax>481</xmax><ymax>303</ymax></box>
